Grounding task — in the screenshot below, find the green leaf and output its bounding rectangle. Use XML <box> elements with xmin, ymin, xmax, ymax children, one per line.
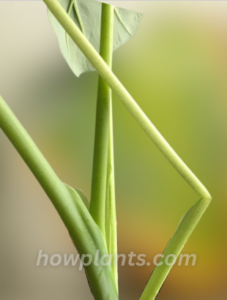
<box><xmin>65</xmin><ymin>184</ymin><xmax>89</xmax><ymax>209</ymax></box>
<box><xmin>48</xmin><ymin>0</ymin><xmax>143</xmax><ymax>76</ymax></box>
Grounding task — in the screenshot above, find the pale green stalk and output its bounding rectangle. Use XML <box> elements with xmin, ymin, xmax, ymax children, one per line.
<box><xmin>90</xmin><ymin>3</ymin><xmax>113</xmax><ymax>239</ymax></box>
<box><xmin>42</xmin><ymin>0</ymin><xmax>211</xmax><ymax>298</ymax></box>
<box><xmin>89</xmin><ymin>3</ymin><xmax>118</xmax><ymax>290</ymax></box>
<box><xmin>140</xmin><ymin>198</ymin><xmax>209</xmax><ymax>300</ymax></box>
<box><xmin>42</xmin><ymin>0</ymin><xmax>210</xmax><ymax>197</ymax></box>
<box><xmin>0</xmin><ymin>96</ymin><xmax>118</xmax><ymax>300</ymax></box>
<box><xmin>106</xmin><ymin>96</ymin><xmax>118</xmax><ymax>287</ymax></box>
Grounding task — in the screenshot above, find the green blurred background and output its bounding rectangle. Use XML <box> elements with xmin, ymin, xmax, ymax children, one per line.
<box><xmin>0</xmin><ymin>1</ymin><xmax>227</xmax><ymax>299</ymax></box>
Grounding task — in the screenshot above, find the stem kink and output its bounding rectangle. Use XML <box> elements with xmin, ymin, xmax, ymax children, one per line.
<box><xmin>42</xmin><ymin>1</ymin><xmax>212</xmax><ymax>298</ymax></box>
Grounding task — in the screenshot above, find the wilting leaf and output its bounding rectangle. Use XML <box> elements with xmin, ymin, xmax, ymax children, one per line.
<box><xmin>48</xmin><ymin>0</ymin><xmax>143</xmax><ymax>76</ymax></box>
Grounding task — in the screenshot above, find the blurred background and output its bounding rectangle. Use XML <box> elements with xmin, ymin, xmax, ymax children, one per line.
<box><xmin>0</xmin><ymin>1</ymin><xmax>227</xmax><ymax>299</ymax></box>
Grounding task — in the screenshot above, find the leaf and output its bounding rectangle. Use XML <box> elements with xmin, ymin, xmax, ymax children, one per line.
<box><xmin>48</xmin><ymin>0</ymin><xmax>143</xmax><ymax>76</ymax></box>
<box><xmin>74</xmin><ymin>187</ymin><xmax>90</xmax><ymax>209</ymax></box>
<box><xmin>65</xmin><ymin>184</ymin><xmax>89</xmax><ymax>209</ymax></box>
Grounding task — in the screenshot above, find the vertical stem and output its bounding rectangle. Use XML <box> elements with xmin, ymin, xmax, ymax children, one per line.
<box><xmin>90</xmin><ymin>3</ymin><xmax>114</xmax><ymax>238</ymax></box>
<box><xmin>89</xmin><ymin>4</ymin><xmax>118</xmax><ymax>291</ymax></box>
<box><xmin>106</xmin><ymin>96</ymin><xmax>118</xmax><ymax>289</ymax></box>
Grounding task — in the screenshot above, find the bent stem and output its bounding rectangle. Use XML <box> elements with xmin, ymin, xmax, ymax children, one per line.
<box><xmin>0</xmin><ymin>96</ymin><xmax>118</xmax><ymax>300</ymax></box>
<box><xmin>43</xmin><ymin>0</ymin><xmax>212</xmax><ymax>298</ymax></box>
<box><xmin>140</xmin><ymin>197</ymin><xmax>210</xmax><ymax>300</ymax></box>
<box><xmin>42</xmin><ymin>0</ymin><xmax>210</xmax><ymax>196</ymax></box>
<box><xmin>89</xmin><ymin>3</ymin><xmax>118</xmax><ymax>291</ymax></box>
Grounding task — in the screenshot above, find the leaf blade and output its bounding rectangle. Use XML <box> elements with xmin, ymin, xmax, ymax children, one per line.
<box><xmin>48</xmin><ymin>0</ymin><xmax>143</xmax><ymax>76</ymax></box>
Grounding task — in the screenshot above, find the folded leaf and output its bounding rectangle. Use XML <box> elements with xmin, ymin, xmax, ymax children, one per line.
<box><xmin>65</xmin><ymin>184</ymin><xmax>89</xmax><ymax>209</ymax></box>
<box><xmin>48</xmin><ymin>0</ymin><xmax>143</xmax><ymax>76</ymax></box>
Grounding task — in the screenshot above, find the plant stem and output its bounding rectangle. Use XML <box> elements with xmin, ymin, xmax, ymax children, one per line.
<box><xmin>106</xmin><ymin>95</ymin><xmax>118</xmax><ymax>288</ymax></box>
<box><xmin>89</xmin><ymin>3</ymin><xmax>118</xmax><ymax>291</ymax></box>
<box><xmin>42</xmin><ymin>0</ymin><xmax>212</xmax><ymax>298</ymax></box>
<box><xmin>139</xmin><ymin>198</ymin><xmax>209</xmax><ymax>300</ymax></box>
<box><xmin>90</xmin><ymin>3</ymin><xmax>114</xmax><ymax>239</ymax></box>
<box><xmin>0</xmin><ymin>96</ymin><xmax>118</xmax><ymax>300</ymax></box>
<box><xmin>43</xmin><ymin>0</ymin><xmax>211</xmax><ymax>200</ymax></box>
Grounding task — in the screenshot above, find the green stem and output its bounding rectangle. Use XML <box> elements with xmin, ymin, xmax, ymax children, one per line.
<box><xmin>90</xmin><ymin>3</ymin><xmax>114</xmax><ymax>239</ymax></box>
<box><xmin>43</xmin><ymin>0</ymin><xmax>210</xmax><ymax>200</ymax></box>
<box><xmin>42</xmin><ymin>0</ymin><xmax>212</xmax><ymax>298</ymax></box>
<box><xmin>140</xmin><ymin>198</ymin><xmax>210</xmax><ymax>300</ymax></box>
<box><xmin>89</xmin><ymin>4</ymin><xmax>118</xmax><ymax>291</ymax></box>
<box><xmin>106</xmin><ymin>96</ymin><xmax>118</xmax><ymax>288</ymax></box>
<box><xmin>0</xmin><ymin>96</ymin><xmax>118</xmax><ymax>300</ymax></box>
